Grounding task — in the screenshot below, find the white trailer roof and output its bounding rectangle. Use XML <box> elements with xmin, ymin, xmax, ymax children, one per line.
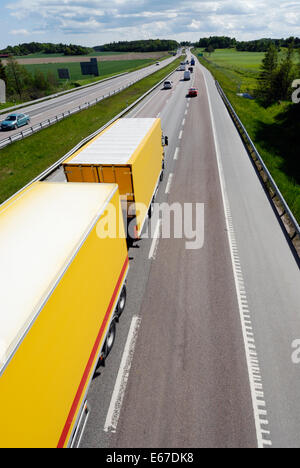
<box><xmin>0</xmin><ymin>182</ymin><xmax>117</xmax><ymax>373</ymax></box>
<box><xmin>67</xmin><ymin>118</ymin><xmax>157</xmax><ymax>165</ymax></box>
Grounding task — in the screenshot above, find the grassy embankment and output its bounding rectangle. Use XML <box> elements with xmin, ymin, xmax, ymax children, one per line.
<box><xmin>0</xmin><ymin>56</ymin><xmax>182</xmax><ymax>204</ymax></box>
<box><xmin>194</xmin><ymin>48</ymin><xmax>300</xmax><ymax>222</ymax></box>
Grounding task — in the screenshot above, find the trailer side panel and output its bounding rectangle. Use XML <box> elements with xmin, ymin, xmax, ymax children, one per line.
<box><xmin>0</xmin><ymin>184</ymin><xmax>128</xmax><ymax>448</ymax></box>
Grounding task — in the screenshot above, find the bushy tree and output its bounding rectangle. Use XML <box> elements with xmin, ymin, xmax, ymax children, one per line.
<box><xmin>0</xmin><ymin>59</ymin><xmax>6</xmax><ymax>82</ymax></box>
<box><xmin>273</xmin><ymin>43</ymin><xmax>296</xmax><ymax>101</ymax></box>
<box><xmin>5</xmin><ymin>56</ymin><xmax>32</xmax><ymax>99</ymax></box>
<box><xmin>205</xmin><ymin>45</ymin><xmax>215</xmax><ymax>55</ymax></box>
<box><xmin>256</xmin><ymin>42</ymin><xmax>297</xmax><ymax>106</ymax></box>
<box><xmin>33</xmin><ymin>70</ymin><xmax>48</xmax><ymax>91</ymax></box>
<box><xmin>255</xmin><ymin>44</ymin><xmax>279</xmax><ymax>105</ymax></box>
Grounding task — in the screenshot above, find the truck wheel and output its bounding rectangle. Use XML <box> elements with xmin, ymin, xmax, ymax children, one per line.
<box><xmin>160</xmin><ymin>161</ymin><xmax>165</xmax><ymax>182</ymax></box>
<box><xmin>148</xmin><ymin>200</ymin><xmax>154</xmax><ymax>219</ymax></box>
<box><xmin>116</xmin><ymin>285</ymin><xmax>127</xmax><ymax>321</ymax></box>
<box><xmin>95</xmin><ymin>319</ymin><xmax>117</xmax><ymax>369</ymax></box>
<box><xmin>103</xmin><ymin>320</ymin><xmax>116</xmax><ymax>359</ymax></box>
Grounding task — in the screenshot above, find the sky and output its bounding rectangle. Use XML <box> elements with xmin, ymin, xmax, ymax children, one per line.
<box><xmin>0</xmin><ymin>0</ymin><xmax>300</xmax><ymax>49</ymax></box>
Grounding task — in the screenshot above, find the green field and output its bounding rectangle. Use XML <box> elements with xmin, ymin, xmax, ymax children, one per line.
<box><xmin>198</xmin><ymin>48</ymin><xmax>300</xmax><ymax>94</ymax></box>
<box><xmin>24</xmin><ymin>59</ymin><xmax>155</xmax><ymax>82</ymax></box>
<box><xmin>194</xmin><ymin>48</ymin><xmax>300</xmax><ymax>223</ymax></box>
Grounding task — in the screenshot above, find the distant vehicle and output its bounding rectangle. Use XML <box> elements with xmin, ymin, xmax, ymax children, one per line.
<box><xmin>1</xmin><ymin>113</ymin><xmax>30</xmax><ymax>131</ymax></box>
<box><xmin>188</xmin><ymin>66</ymin><xmax>194</xmax><ymax>73</ymax></box>
<box><xmin>191</xmin><ymin>58</ymin><xmax>195</xmax><ymax>66</ymax></box>
<box><xmin>179</xmin><ymin>64</ymin><xmax>186</xmax><ymax>71</ymax></box>
<box><xmin>156</xmin><ymin>62</ymin><xmax>160</xmax><ymax>66</ymax></box>
<box><xmin>188</xmin><ymin>88</ymin><xmax>198</xmax><ymax>97</ymax></box>
<box><xmin>183</xmin><ymin>70</ymin><xmax>191</xmax><ymax>81</ymax></box>
<box><xmin>163</xmin><ymin>80</ymin><xmax>173</xmax><ymax>89</ymax></box>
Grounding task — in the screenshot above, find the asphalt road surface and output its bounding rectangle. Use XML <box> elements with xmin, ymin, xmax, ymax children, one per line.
<box><xmin>47</xmin><ymin>54</ymin><xmax>300</xmax><ymax>448</ymax></box>
<box><xmin>0</xmin><ymin>55</ymin><xmax>178</xmax><ymax>143</ymax></box>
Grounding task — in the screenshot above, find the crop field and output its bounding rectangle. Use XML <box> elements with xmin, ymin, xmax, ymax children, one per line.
<box><xmin>23</xmin><ymin>59</ymin><xmax>155</xmax><ymax>82</ymax></box>
<box><xmin>202</xmin><ymin>48</ymin><xmax>265</xmax><ymax>69</ymax></box>
<box><xmin>197</xmin><ymin>48</ymin><xmax>300</xmax><ymax>94</ymax></box>
<box><xmin>194</xmin><ymin>48</ymin><xmax>300</xmax><ymax>223</ymax></box>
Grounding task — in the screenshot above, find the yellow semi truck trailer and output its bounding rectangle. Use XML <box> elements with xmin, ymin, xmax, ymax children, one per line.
<box><xmin>63</xmin><ymin>118</ymin><xmax>168</xmax><ymax>239</ymax></box>
<box><xmin>0</xmin><ymin>181</ymin><xmax>129</xmax><ymax>448</ymax></box>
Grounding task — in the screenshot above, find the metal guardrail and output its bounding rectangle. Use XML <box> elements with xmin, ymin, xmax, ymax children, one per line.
<box><xmin>0</xmin><ymin>70</ymin><xmax>133</xmax><ymax>117</ymax></box>
<box><xmin>0</xmin><ymin>57</ymin><xmax>178</xmax><ymax>150</ymax></box>
<box><xmin>0</xmin><ymin>56</ymin><xmax>177</xmax><ymax>117</ymax></box>
<box><xmin>0</xmin><ymin>78</ymin><xmax>148</xmax><ymax>149</ymax></box>
<box><xmin>1</xmin><ymin>64</ymin><xmax>180</xmax><ymax>208</ymax></box>
<box><xmin>215</xmin><ymin>80</ymin><xmax>300</xmax><ymax>252</ymax></box>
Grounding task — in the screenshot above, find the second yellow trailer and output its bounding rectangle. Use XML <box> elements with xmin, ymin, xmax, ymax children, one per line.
<box><xmin>63</xmin><ymin>118</ymin><xmax>168</xmax><ymax>239</ymax></box>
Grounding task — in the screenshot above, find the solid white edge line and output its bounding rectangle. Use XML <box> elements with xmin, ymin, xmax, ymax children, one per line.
<box><xmin>201</xmin><ymin>66</ymin><xmax>271</xmax><ymax>449</ymax></box>
<box><xmin>104</xmin><ymin>316</ymin><xmax>141</xmax><ymax>433</ymax></box>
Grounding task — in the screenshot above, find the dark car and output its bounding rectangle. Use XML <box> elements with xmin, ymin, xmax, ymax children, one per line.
<box><xmin>1</xmin><ymin>113</ymin><xmax>31</xmax><ymax>131</ymax></box>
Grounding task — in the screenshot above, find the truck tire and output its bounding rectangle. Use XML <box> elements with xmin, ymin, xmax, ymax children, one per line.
<box><xmin>95</xmin><ymin>319</ymin><xmax>117</xmax><ymax>369</ymax></box>
<box><xmin>116</xmin><ymin>285</ymin><xmax>127</xmax><ymax>321</ymax></box>
<box><xmin>103</xmin><ymin>319</ymin><xmax>116</xmax><ymax>359</ymax></box>
<box><xmin>160</xmin><ymin>161</ymin><xmax>165</xmax><ymax>182</ymax></box>
<box><xmin>148</xmin><ymin>200</ymin><xmax>154</xmax><ymax>219</ymax></box>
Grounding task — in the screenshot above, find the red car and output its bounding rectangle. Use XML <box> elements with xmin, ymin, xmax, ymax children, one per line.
<box><xmin>188</xmin><ymin>88</ymin><xmax>198</xmax><ymax>97</ymax></box>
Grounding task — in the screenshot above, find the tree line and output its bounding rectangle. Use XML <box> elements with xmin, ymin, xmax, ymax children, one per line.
<box><xmin>0</xmin><ymin>39</ymin><xmax>179</xmax><ymax>57</ymax></box>
<box><xmin>0</xmin><ymin>42</ymin><xmax>93</xmax><ymax>57</ymax></box>
<box><xmin>195</xmin><ymin>36</ymin><xmax>300</xmax><ymax>52</ymax></box>
<box><xmin>236</xmin><ymin>37</ymin><xmax>300</xmax><ymax>52</ymax></box>
<box><xmin>94</xmin><ymin>39</ymin><xmax>179</xmax><ymax>53</ymax></box>
<box><xmin>196</xmin><ymin>36</ymin><xmax>237</xmax><ymax>50</ymax></box>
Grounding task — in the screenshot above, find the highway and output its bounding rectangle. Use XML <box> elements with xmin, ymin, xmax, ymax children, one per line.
<box><xmin>0</xmin><ymin>55</ymin><xmax>178</xmax><ymax>144</ymax></box>
<box><xmin>49</xmin><ymin>53</ymin><xmax>300</xmax><ymax>448</ymax></box>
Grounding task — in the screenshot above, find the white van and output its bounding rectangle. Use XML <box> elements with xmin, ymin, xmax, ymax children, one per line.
<box><xmin>184</xmin><ymin>70</ymin><xmax>191</xmax><ymax>81</ymax></box>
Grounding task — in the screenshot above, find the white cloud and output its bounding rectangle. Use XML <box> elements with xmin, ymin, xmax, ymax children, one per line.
<box><xmin>2</xmin><ymin>0</ymin><xmax>300</xmax><ymax>48</ymax></box>
<box><xmin>10</xmin><ymin>29</ymin><xmax>30</xmax><ymax>36</ymax></box>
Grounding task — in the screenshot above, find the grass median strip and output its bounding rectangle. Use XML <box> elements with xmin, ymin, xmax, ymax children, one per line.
<box><xmin>0</xmin><ymin>57</ymin><xmax>182</xmax><ymax>204</ymax></box>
